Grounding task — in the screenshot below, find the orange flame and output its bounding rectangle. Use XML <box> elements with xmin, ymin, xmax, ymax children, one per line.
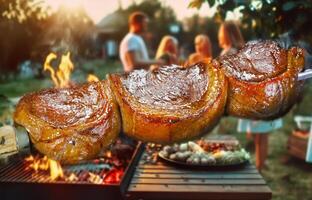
<box><xmin>25</xmin><ymin>155</ymin><xmax>64</xmax><ymax>181</ymax></box>
<box><xmin>87</xmin><ymin>74</ymin><xmax>99</xmax><ymax>82</ymax></box>
<box><xmin>43</xmin><ymin>52</ymin><xmax>74</xmax><ymax>88</ymax></box>
<box><xmin>25</xmin><ymin>155</ymin><xmax>49</xmax><ymax>171</ymax></box>
<box><xmin>24</xmin><ymin>152</ymin><xmax>125</xmax><ymax>184</ymax></box>
<box><xmin>49</xmin><ymin>159</ymin><xmax>64</xmax><ymax>180</ymax></box>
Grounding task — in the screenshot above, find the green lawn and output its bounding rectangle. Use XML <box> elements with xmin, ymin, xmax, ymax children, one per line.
<box><xmin>0</xmin><ymin>59</ymin><xmax>312</xmax><ymax>200</ymax></box>
<box><xmin>217</xmin><ymin>114</ymin><xmax>312</xmax><ymax>200</ymax></box>
<box><xmin>0</xmin><ymin>59</ymin><xmax>123</xmax><ymax>98</ymax></box>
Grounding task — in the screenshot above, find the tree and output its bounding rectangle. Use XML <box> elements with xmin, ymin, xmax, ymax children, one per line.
<box><xmin>0</xmin><ymin>0</ymin><xmax>95</xmax><ymax>74</ymax></box>
<box><xmin>189</xmin><ymin>0</ymin><xmax>312</xmax><ymax>42</ymax></box>
<box><xmin>41</xmin><ymin>5</ymin><xmax>95</xmax><ymax>57</ymax></box>
<box><xmin>0</xmin><ymin>0</ymin><xmax>50</xmax><ymax>73</ymax></box>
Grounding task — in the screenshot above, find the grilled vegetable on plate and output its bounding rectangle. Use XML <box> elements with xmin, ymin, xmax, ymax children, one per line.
<box><xmin>159</xmin><ymin>141</ymin><xmax>250</xmax><ymax>167</ymax></box>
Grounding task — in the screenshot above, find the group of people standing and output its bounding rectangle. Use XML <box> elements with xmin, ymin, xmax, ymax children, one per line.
<box><xmin>119</xmin><ymin>11</ymin><xmax>281</xmax><ymax>171</ymax></box>
<box><xmin>119</xmin><ymin>11</ymin><xmax>245</xmax><ymax>72</ymax></box>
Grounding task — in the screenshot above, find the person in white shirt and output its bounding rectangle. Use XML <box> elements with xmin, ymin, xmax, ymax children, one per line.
<box><xmin>119</xmin><ymin>11</ymin><xmax>164</xmax><ymax>72</ymax></box>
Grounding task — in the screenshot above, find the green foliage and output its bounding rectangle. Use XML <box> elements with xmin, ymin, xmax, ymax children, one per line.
<box><xmin>0</xmin><ymin>0</ymin><xmax>49</xmax><ymax>23</ymax></box>
<box><xmin>189</xmin><ymin>0</ymin><xmax>312</xmax><ymax>41</ymax></box>
<box><xmin>188</xmin><ymin>0</ymin><xmax>205</xmax><ymax>9</ymax></box>
<box><xmin>0</xmin><ymin>0</ymin><xmax>50</xmax><ymax>73</ymax></box>
<box><xmin>0</xmin><ymin>1</ymin><xmax>95</xmax><ymax>74</ymax></box>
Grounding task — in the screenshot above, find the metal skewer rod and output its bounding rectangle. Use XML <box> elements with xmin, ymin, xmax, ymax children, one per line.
<box><xmin>298</xmin><ymin>69</ymin><xmax>312</xmax><ymax>80</ymax></box>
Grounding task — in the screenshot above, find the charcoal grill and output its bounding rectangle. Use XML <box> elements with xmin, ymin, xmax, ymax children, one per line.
<box><xmin>0</xmin><ymin>142</ymin><xmax>144</xmax><ymax>200</ymax></box>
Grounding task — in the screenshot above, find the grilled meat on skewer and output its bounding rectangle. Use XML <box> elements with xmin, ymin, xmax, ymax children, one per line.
<box><xmin>14</xmin><ymin>80</ymin><xmax>120</xmax><ymax>164</ymax></box>
<box><xmin>218</xmin><ymin>40</ymin><xmax>305</xmax><ymax>120</ymax></box>
<box><xmin>13</xmin><ymin>40</ymin><xmax>307</xmax><ymax>162</ymax></box>
<box><xmin>108</xmin><ymin>62</ymin><xmax>227</xmax><ymax>143</ymax></box>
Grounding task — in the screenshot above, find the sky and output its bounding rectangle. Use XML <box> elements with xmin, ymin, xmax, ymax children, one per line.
<box><xmin>44</xmin><ymin>0</ymin><xmax>242</xmax><ymax>23</ymax></box>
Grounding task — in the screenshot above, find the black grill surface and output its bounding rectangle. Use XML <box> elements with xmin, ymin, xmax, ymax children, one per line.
<box><xmin>0</xmin><ymin>143</ymin><xmax>144</xmax><ymax>200</ymax></box>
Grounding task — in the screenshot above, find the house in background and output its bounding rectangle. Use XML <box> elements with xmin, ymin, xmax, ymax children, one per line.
<box><xmin>96</xmin><ymin>11</ymin><xmax>128</xmax><ymax>59</ymax></box>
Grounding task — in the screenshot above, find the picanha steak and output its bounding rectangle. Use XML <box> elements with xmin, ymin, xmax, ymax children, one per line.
<box><xmin>218</xmin><ymin>40</ymin><xmax>304</xmax><ymax>120</ymax></box>
<box><xmin>13</xmin><ymin>40</ymin><xmax>306</xmax><ymax>162</ymax></box>
<box><xmin>108</xmin><ymin>62</ymin><xmax>227</xmax><ymax>143</ymax></box>
<box><xmin>14</xmin><ymin>80</ymin><xmax>120</xmax><ymax>164</ymax></box>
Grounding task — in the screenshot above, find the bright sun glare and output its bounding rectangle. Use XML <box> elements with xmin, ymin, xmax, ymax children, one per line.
<box><xmin>43</xmin><ymin>0</ymin><xmax>110</xmax><ymax>23</ymax></box>
<box><xmin>43</xmin><ymin>0</ymin><xmax>241</xmax><ymax>24</ymax></box>
<box><xmin>44</xmin><ymin>0</ymin><xmax>84</xmax><ymax>10</ymax></box>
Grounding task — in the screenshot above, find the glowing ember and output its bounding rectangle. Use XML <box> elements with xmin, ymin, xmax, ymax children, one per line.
<box><xmin>43</xmin><ymin>52</ymin><xmax>74</xmax><ymax>88</ymax></box>
<box><xmin>23</xmin><ymin>140</ymin><xmax>136</xmax><ymax>184</ymax></box>
<box><xmin>87</xmin><ymin>74</ymin><xmax>99</xmax><ymax>82</ymax></box>
<box><xmin>25</xmin><ymin>155</ymin><xmax>49</xmax><ymax>171</ymax></box>
<box><xmin>105</xmin><ymin>151</ymin><xmax>112</xmax><ymax>158</ymax></box>
<box><xmin>103</xmin><ymin>169</ymin><xmax>124</xmax><ymax>184</ymax></box>
<box><xmin>25</xmin><ymin>155</ymin><xmax>64</xmax><ymax>181</ymax></box>
<box><xmin>24</xmin><ymin>155</ymin><xmax>126</xmax><ymax>184</ymax></box>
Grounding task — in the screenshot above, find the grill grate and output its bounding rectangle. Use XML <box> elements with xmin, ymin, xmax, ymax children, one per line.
<box><xmin>0</xmin><ymin>142</ymin><xmax>144</xmax><ymax>200</ymax></box>
<box><xmin>0</xmin><ymin>159</ymin><xmax>112</xmax><ymax>184</ymax></box>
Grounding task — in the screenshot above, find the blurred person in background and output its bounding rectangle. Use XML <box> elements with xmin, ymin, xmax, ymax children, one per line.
<box><xmin>218</xmin><ymin>20</ymin><xmax>245</xmax><ymax>56</ymax></box>
<box><xmin>188</xmin><ymin>34</ymin><xmax>212</xmax><ymax>65</ymax></box>
<box><xmin>155</xmin><ymin>35</ymin><xmax>179</xmax><ymax>65</ymax></box>
<box><xmin>218</xmin><ymin>20</ymin><xmax>282</xmax><ymax>171</ymax></box>
<box><xmin>119</xmin><ymin>11</ymin><xmax>164</xmax><ymax>72</ymax></box>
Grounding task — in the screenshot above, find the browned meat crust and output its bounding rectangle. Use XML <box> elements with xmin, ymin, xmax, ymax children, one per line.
<box><xmin>219</xmin><ymin>40</ymin><xmax>305</xmax><ymax>120</ymax></box>
<box><xmin>14</xmin><ymin>80</ymin><xmax>120</xmax><ymax>164</ymax></box>
<box><xmin>108</xmin><ymin>62</ymin><xmax>228</xmax><ymax>143</ymax></box>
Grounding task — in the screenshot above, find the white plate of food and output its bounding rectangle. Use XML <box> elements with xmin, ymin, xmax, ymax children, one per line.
<box><xmin>158</xmin><ymin>140</ymin><xmax>250</xmax><ymax>168</ymax></box>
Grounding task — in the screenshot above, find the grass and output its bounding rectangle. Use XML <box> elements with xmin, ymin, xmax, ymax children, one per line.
<box><xmin>0</xmin><ymin>59</ymin><xmax>312</xmax><ymax>199</ymax></box>
<box><xmin>0</xmin><ymin>79</ymin><xmax>51</xmax><ymax>98</ymax></box>
<box><xmin>217</xmin><ymin>114</ymin><xmax>312</xmax><ymax>200</ymax></box>
<box><xmin>0</xmin><ymin>59</ymin><xmax>123</xmax><ymax>98</ymax></box>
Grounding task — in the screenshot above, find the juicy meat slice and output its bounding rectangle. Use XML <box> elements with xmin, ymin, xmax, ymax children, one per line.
<box><xmin>108</xmin><ymin>62</ymin><xmax>228</xmax><ymax>143</ymax></box>
<box><xmin>121</xmin><ymin>65</ymin><xmax>208</xmax><ymax>110</ymax></box>
<box><xmin>14</xmin><ymin>80</ymin><xmax>120</xmax><ymax>164</ymax></box>
<box><xmin>220</xmin><ymin>41</ymin><xmax>288</xmax><ymax>82</ymax></box>
<box><xmin>219</xmin><ymin>40</ymin><xmax>305</xmax><ymax>120</ymax></box>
